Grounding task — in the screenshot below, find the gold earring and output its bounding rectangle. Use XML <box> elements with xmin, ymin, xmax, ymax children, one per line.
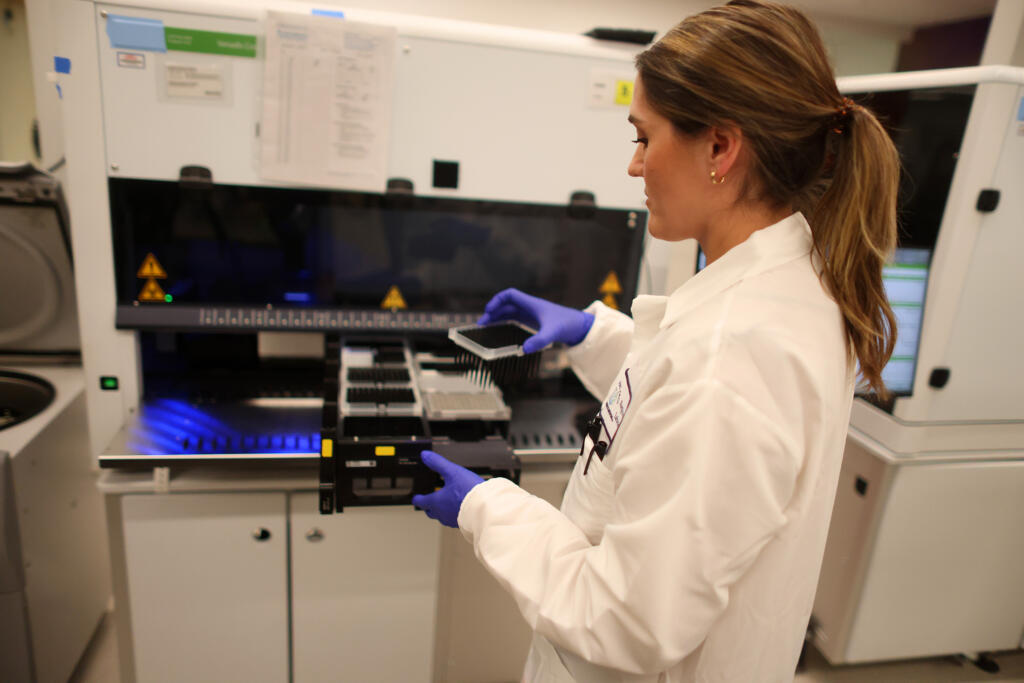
<box><xmin>710</xmin><ymin>170</ymin><xmax>726</xmax><ymax>185</ymax></box>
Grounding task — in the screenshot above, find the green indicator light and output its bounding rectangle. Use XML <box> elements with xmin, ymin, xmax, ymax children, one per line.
<box><xmin>164</xmin><ymin>294</ymin><xmax>173</xmax><ymax>302</ymax></box>
<box><xmin>100</xmin><ymin>376</ymin><xmax>119</xmax><ymax>391</ymax></box>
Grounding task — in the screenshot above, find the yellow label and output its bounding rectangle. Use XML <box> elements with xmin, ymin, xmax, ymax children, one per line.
<box><xmin>138</xmin><ymin>278</ymin><xmax>167</xmax><ymax>302</ymax></box>
<box><xmin>599</xmin><ymin>271</ymin><xmax>622</xmax><ymax>294</ymax></box>
<box><xmin>321</xmin><ymin>440</ymin><xmax>333</xmax><ymax>458</ymax></box>
<box><xmin>137</xmin><ymin>252</ymin><xmax>168</xmax><ymax>279</ymax></box>
<box><xmin>614</xmin><ymin>80</ymin><xmax>634</xmax><ymax>106</ymax></box>
<box><xmin>375</xmin><ymin>446</ymin><xmax>396</xmax><ymax>456</ymax></box>
<box><xmin>602</xmin><ymin>292</ymin><xmax>619</xmax><ymax>310</ymax></box>
<box><xmin>380</xmin><ymin>286</ymin><xmax>407</xmax><ymax>310</ymax></box>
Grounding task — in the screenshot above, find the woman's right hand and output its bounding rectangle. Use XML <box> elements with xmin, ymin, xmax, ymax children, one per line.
<box><xmin>478</xmin><ymin>288</ymin><xmax>595</xmax><ymax>354</ymax></box>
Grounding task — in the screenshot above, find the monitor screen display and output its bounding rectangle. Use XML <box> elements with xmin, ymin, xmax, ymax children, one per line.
<box><xmin>878</xmin><ymin>247</ymin><xmax>930</xmax><ymax>395</ymax></box>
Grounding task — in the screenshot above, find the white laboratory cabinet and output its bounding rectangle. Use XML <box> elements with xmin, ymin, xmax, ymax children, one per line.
<box><xmin>289</xmin><ymin>495</ymin><xmax>441</xmax><ymax>683</ymax></box>
<box><xmin>117</xmin><ymin>489</ymin><xmax>443</xmax><ymax>683</ymax></box>
<box><xmin>121</xmin><ymin>493</ymin><xmax>290</xmax><ymax>683</ymax></box>
<box><xmin>813</xmin><ymin>437</ymin><xmax>1024</xmax><ymax>663</ymax></box>
<box><xmin>105</xmin><ymin>463</ymin><xmax>572</xmax><ymax>683</ymax></box>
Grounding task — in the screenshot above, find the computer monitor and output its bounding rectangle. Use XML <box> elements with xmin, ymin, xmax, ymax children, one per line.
<box><xmin>878</xmin><ymin>247</ymin><xmax>930</xmax><ymax>395</ymax></box>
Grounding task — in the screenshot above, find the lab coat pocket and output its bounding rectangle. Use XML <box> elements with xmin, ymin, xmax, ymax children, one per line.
<box><xmin>560</xmin><ymin>446</ymin><xmax>617</xmax><ymax>545</ymax></box>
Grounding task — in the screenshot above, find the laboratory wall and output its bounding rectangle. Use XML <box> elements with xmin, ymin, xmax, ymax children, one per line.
<box><xmin>297</xmin><ymin>0</ymin><xmax>906</xmax><ymax>76</ymax></box>
<box><xmin>981</xmin><ymin>0</ymin><xmax>1024</xmax><ymax>66</ymax></box>
<box><xmin>0</xmin><ymin>0</ymin><xmax>39</xmax><ymax>163</ymax></box>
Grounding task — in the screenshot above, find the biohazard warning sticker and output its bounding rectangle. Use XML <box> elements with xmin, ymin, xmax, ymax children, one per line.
<box><xmin>600</xmin><ymin>271</ymin><xmax>622</xmax><ymax>310</ymax></box>
<box><xmin>380</xmin><ymin>286</ymin><xmax>407</xmax><ymax>310</ymax></box>
<box><xmin>137</xmin><ymin>253</ymin><xmax>167</xmax><ymax>279</ymax></box>
<box><xmin>138</xmin><ymin>279</ymin><xmax>166</xmax><ymax>302</ymax></box>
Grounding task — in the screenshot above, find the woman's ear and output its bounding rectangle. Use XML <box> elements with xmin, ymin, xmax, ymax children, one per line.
<box><xmin>707</xmin><ymin>123</ymin><xmax>743</xmax><ymax>177</ymax></box>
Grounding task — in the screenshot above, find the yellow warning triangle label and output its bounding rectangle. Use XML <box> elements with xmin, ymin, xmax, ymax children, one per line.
<box><xmin>137</xmin><ymin>253</ymin><xmax>167</xmax><ymax>279</ymax></box>
<box><xmin>380</xmin><ymin>286</ymin><xmax>407</xmax><ymax>310</ymax></box>
<box><xmin>599</xmin><ymin>271</ymin><xmax>622</xmax><ymax>294</ymax></box>
<box><xmin>138</xmin><ymin>278</ymin><xmax>166</xmax><ymax>302</ymax></box>
<box><xmin>602</xmin><ymin>293</ymin><xmax>619</xmax><ymax>310</ymax></box>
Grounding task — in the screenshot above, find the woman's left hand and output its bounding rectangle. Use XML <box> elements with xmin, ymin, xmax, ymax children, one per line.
<box><xmin>412</xmin><ymin>450</ymin><xmax>485</xmax><ymax>528</ymax></box>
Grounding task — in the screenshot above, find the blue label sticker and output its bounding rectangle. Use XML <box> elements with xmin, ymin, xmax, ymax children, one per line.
<box><xmin>1018</xmin><ymin>96</ymin><xmax>1024</xmax><ymax>122</ymax></box>
<box><xmin>312</xmin><ymin>8</ymin><xmax>346</xmax><ymax>18</ymax></box>
<box><xmin>106</xmin><ymin>14</ymin><xmax>167</xmax><ymax>52</ymax></box>
<box><xmin>53</xmin><ymin>56</ymin><xmax>71</xmax><ymax>74</ymax></box>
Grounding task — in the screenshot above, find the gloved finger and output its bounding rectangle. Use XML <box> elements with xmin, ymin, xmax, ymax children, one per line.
<box><xmin>412</xmin><ymin>489</ymin><xmax>444</xmax><ymax>511</ymax></box>
<box><xmin>477</xmin><ymin>303</ymin><xmax>524</xmax><ymax>326</ymax></box>
<box><xmin>481</xmin><ymin>289</ymin><xmax>520</xmax><ymax>316</ymax></box>
<box><xmin>479</xmin><ymin>290</ymin><xmax>512</xmax><ymax>317</ymax></box>
<box><xmin>419</xmin><ymin>450</ymin><xmax>456</xmax><ymax>478</ymax></box>
<box><xmin>522</xmin><ymin>332</ymin><xmax>554</xmax><ymax>355</ymax></box>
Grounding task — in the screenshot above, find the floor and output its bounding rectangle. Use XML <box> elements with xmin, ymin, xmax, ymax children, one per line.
<box><xmin>71</xmin><ymin>611</ymin><xmax>1024</xmax><ymax>682</ymax></box>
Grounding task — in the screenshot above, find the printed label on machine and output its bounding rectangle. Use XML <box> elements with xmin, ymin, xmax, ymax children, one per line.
<box><xmin>117</xmin><ymin>52</ymin><xmax>146</xmax><ymax>69</ymax></box>
<box><xmin>164</xmin><ymin>63</ymin><xmax>225</xmax><ymax>101</ymax></box>
<box><xmin>587</xmin><ymin>69</ymin><xmax>637</xmax><ymax>110</ymax></box>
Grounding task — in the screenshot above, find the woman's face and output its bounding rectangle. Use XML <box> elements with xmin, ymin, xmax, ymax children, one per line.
<box><xmin>627</xmin><ymin>78</ymin><xmax>712</xmax><ymax>243</ymax></box>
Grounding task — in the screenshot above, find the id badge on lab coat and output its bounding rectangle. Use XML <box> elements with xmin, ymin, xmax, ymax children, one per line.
<box><xmin>578</xmin><ymin>368</ymin><xmax>633</xmax><ymax>464</ymax></box>
<box><xmin>600</xmin><ymin>368</ymin><xmax>632</xmax><ymax>445</ymax></box>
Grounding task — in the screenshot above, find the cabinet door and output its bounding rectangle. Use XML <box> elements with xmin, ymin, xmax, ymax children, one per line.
<box><xmin>433</xmin><ymin>464</ymin><xmax>572</xmax><ymax>682</ymax></box>
<box><xmin>845</xmin><ymin>459</ymin><xmax>1024</xmax><ymax>662</ymax></box>
<box><xmin>121</xmin><ymin>493</ymin><xmax>288</xmax><ymax>683</ymax></box>
<box><xmin>290</xmin><ymin>492</ymin><xmax>441</xmax><ymax>683</ymax></box>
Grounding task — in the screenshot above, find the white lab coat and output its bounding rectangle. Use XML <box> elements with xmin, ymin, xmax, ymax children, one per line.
<box><xmin>459</xmin><ymin>212</ymin><xmax>855</xmax><ymax>682</ymax></box>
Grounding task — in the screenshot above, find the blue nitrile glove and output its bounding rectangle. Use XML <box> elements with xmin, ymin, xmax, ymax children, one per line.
<box><xmin>412</xmin><ymin>450</ymin><xmax>485</xmax><ymax>528</ymax></box>
<box><xmin>477</xmin><ymin>288</ymin><xmax>595</xmax><ymax>354</ymax></box>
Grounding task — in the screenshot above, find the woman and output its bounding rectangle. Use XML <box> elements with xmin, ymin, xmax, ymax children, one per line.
<box><xmin>413</xmin><ymin>1</ymin><xmax>899</xmax><ymax>680</ymax></box>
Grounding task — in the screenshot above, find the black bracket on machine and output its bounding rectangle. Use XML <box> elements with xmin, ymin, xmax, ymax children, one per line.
<box><xmin>178</xmin><ymin>165</ymin><xmax>213</xmax><ymax>189</ymax></box>
<box><xmin>386</xmin><ymin>177</ymin><xmax>414</xmax><ymax>195</ymax></box>
<box><xmin>319</xmin><ymin>335</ymin><xmax>341</xmax><ymax>514</ymax></box>
<box><xmin>975</xmin><ymin>188</ymin><xmax>999</xmax><ymax>213</ymax></box>
<box><xmin>568</xmin><ymin>190</ymin><xmax>596</xmax><ymax>219</ymax></box>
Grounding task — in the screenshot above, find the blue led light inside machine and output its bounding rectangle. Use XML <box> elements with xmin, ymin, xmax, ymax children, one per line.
<box><xmin>125</xmin><ymin>399</ymin><xmax>321</xmax><ymax>456</ymax></box>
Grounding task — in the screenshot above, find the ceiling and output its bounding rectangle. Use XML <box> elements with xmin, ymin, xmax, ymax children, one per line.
<box><xmin>792</xmin><ymin>0</ymin><xmax>996</xmax><ymax>28</ymax></box>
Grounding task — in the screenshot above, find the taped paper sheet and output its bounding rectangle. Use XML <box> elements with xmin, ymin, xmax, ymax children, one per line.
<box><xmin>260</xmin><ymin>11</ymin><xmax>396</xmax><ymax>191</ymax></box>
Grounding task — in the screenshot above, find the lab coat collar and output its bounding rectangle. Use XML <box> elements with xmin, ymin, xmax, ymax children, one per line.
<box><xmin>628</xmin><ymin>295</ymin><xmax>668</xmax><ymax>350</ymax></box>
<box><xmin>659</xmin><ymin>212</ymin><xmax>814</xmax><ymax>330</ymax></box>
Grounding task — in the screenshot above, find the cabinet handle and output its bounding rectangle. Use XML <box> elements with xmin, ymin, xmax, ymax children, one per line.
<box><xmin>252</xmin><ymin>527</ymin><xmax>272</xmax><ymax>542</ymax></box>
<box><xmin>306</xmin><ymin>528</ymin><xmax>324</xmax><ymax>542</ymax></box>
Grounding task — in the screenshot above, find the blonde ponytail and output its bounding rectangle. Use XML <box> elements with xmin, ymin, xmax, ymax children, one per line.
<box><xmin>811</xmin><ymin>105</ymin><xmax>899</xmax><ymax>398</ymax></box>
